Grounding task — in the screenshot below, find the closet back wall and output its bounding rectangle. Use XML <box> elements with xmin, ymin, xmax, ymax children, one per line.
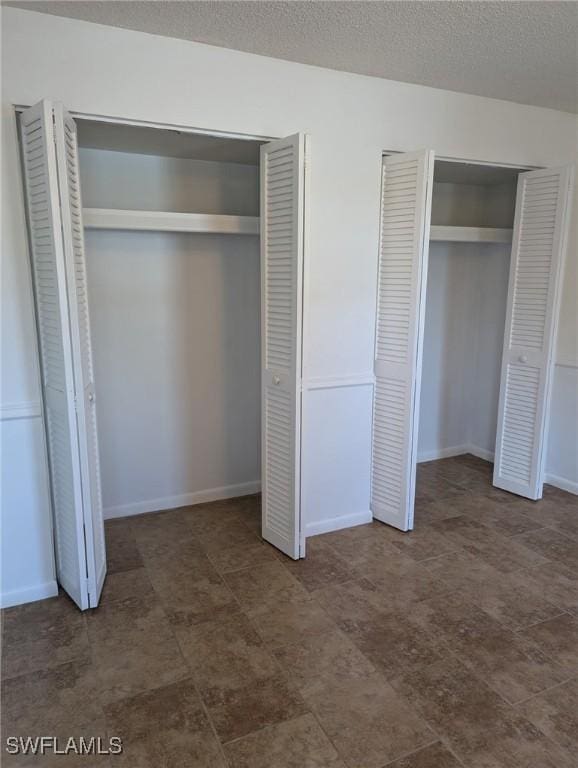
<box><xmin>79</xmin><ymin>149</ymin><xmax>261</xmax><ymax>516</ymax></box>
<box><xmin>418</xmin><ymin>180</ymin><xmax>513</xmax><ymax>463</ymax></box>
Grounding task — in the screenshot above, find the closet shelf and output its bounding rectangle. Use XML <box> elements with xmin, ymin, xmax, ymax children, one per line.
<box><xmin>430</xmin><ymin>225</ymin><xmax>512</xmax><ymax>244</ymax></box>
<box><xmin>83</xmin><ymin>208</ymin><xmax>260</xmax><ymax>235</ymax></box>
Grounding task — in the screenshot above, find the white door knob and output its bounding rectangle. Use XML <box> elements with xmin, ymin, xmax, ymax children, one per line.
<box><xmin>518</xmin><ymin>355</ymin><xmax>528</xmax><ymax>364</ymax></box>
<box><xmin>88</xmin><ymin>393</ymin><xmax>94</xmax><ymax>402</ymax></box>
<box><xmin>273</xmin><ymin>376</ymin><xmax>281</xmax><ymax>385</ymax></box>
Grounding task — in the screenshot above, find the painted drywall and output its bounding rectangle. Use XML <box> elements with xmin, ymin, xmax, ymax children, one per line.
<box><xmin>418</xmin><ymin>243</ymin><xmax>473</xmax><ymax>460</ymax></box>
<box><xmin>0</xmin><ymin>418</ymin><xmax>57</xmax><ymax>607</ymax></box>
<box><xmin>78</xmin><ymin>149</ymin><xmax>261</xmax><ymax>516</ymax></box>
<box><xmin>417</xmin><ymin>242</ymin><xmax>511</xmax><ymax>462</ymax></box>
<box><xmin>2</xmin><ymin>7</ymin><xmax>576</xmax><ymax>605</ymax></box>
<box><xmin>467</xmin><ymin>245</ymin><xmax>512</xmax><ymax>456</ymax></box>
<box><xmin>418</xmin><ymin>181</ymin><xmax>514</xmax><ymax>463</ymax></box>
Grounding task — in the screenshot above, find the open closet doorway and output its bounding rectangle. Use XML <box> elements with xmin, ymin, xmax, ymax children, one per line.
<box><xmin>19</xmin><ymin>100</ymin><xmax>308</xmax><ymax>610</ymax></box>
<box><xmin>371</xmin><ymin>150</ymin><xmax>574</xmax><ymax>531</ymax></box>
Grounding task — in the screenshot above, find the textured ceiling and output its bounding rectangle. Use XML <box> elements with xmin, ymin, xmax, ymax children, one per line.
<box><xmin>6</xmin><ymin>1</ymin><xmax>578</xmax><ymax>113</ymax></box>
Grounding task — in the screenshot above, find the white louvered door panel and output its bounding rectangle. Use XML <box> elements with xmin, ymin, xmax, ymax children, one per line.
<box><xmin>372</xmin><ymin>150</ymin><xmax>434</xmax><ymax>531</ymax></box>
<box><xmin>494</xmin><ymin>166</ymin><xmax>574</xmax><ymax>499</ymax></box>
<box><xmin>260</xmin><ymin>134</ymin><xmax>306</xmax><ymax>559</ymax></box>
<box><xmin>54</xmin><ymin>104</ymin><xmax>106</xmax><ymax>606</ymax></box>
<box><xmin>20</xmin><ymin>101</ymin><xmax>89</xmax><ymax>609</ymax></box>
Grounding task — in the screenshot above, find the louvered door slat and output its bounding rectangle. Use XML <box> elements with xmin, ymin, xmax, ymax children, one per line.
<box><xmin>494</xmin><ymin>166</ymin><xmax>574</xmax><ymax>499</ymax></box>
<box><xmin>20</xmin><ymin>100</ymin><xmax>89</xmax><ymax>609</ymax></box>
<box><xmin>371</xmin><ymin>150</ymin><xmax>434</xmax><ymax>531</ymax></box>
<box><xmin>54</xmin><ymin>104</ymin><xmax>106</xmax><ymax>606</ymax></box>
<box><xmin>260</xmin><ymin>135</ymin><xmax>306</xmax><ymax>559</ymax></box>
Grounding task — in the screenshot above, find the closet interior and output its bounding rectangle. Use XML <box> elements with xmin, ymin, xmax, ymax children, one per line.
<box><xmin>417</xmin><ymin>160</ymin><xmax>524</xmax><ymax>473</ymax></box>
<box><xmin>76</xmin><ymin>120</ymin><xmax>265</xmax><ymax>521</ymax></box>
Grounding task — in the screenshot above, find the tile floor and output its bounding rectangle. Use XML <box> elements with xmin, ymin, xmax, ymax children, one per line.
<box><xmin>2</xmin><ymin>455</ymin><xmax>578</xmax><ymax>767</ymax></box>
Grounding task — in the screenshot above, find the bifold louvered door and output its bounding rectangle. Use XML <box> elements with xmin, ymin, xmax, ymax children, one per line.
<box><xmin>260</xmin><ymin>134</ymin><xmax>306</xmax><ymax>559</ymax></box>
<box><xmin>493</xmin><ymin>166</ymin><xmax>574</xmax><ymax>499</ymax></box>
<box><xmin>371</xmin><ymin>150</ymin><xmax>434</xmax><ymax>531</ymax></box>
<box><xmin>20</xmin><ymin>100</ymin><xmax>106</xmax><ymax>609</ymax></box>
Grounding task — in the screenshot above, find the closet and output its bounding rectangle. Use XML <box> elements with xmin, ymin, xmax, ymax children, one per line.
<box><xmin>420</xmin><ymin>161</ymin><xmax>518</xmax><ymax>472</ymax></box>
<box><xmin>372</xmin><ymin>150</ymin><xmax>573</xmax><ymax>531</ymax></box>
<box><xmin>19</xmin><ymin>99</ymin><xmax>308</xmax><ymax>610</ymax></box>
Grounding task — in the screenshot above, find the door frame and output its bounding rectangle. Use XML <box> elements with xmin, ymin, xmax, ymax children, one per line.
<box><xmin>373</xmin><ymin>148</ymin><xmax>563</xmax><ymax>526</ymax></box>
<box><xmin>15</xmin><ymin>103</ymin><xmax>309</xmax><ymax>564</ymax></box>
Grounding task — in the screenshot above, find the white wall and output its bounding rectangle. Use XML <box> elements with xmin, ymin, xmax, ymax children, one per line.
<box><xmin>417</xmin><ymin>242</ymin><xmax>511</xmax><ymax>462</ymax></box>
<box><xmin>468</xmin><ymin>245</ymin><xmax>511</xmax><ymax>456</ymax></box>
<box><xmin>2</xmin><ymin>7</ymin><xmax>577</xmax><ymax>605</ymax></box>
<box><xmin>418</xmin><ymin>243</ymin><xmax>473</xmax><ymax>460</ymax></box>
<box><xmin>79</xmin><ymin>149</ymin><xmax>261</xmax><ymax>516</ymax></box>
<box><xmin>418</xmin><ymin>181</ymin><xmax>514</xmax><ymax>463</ymax></box>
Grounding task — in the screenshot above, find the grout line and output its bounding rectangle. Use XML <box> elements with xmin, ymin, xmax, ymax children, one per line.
<box><xmin>513</xmin><ymin>673</ymin><xmax>578</xmax><ymax>707</ymax></box>
<box><xmin>514</xmin><ymin>610</ymin><xmax>570</xmax><ymax>632</ymax></box>
<box><xmin>215</xmin><ymin>540</ymin><xmax>357</xmax><ymax>764</ymax></box>
<box><xmin>221</xmin><ymin>712</ymin><xmax>314</xmax><ymax>748</ymax></box>
<box><xmin>378</xmin><ymin>738</ymin><xmax>452</xmax><ymax>767</ymax></box>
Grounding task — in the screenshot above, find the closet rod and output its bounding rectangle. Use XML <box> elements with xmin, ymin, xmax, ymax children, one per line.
<box><xmin>83</xmin><ymin>208</ymin><xmax>260</xmax><ymax>235</ymax></box>
<box><xmin>430</xmin><ymin>225</ymin><xmax>512</xmax><ymax>244</ymax></box>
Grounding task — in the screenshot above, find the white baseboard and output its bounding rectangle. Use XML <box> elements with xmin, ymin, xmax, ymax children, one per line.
<box><xmin>0</xmin><ymin>579</ymin><xmax>58</xmax><ymax>609</ymax></box>
<box><xmin>306</xmin><ymin>509</ymin><xmax>372</xmax><ymax>537</ymax></box>
<box><xmin>417</xmin><ymin>443</ymin><xmax>495</xmax><ymax>464</ymax></box>
<box><xmin>466</xmin><ymin>444</ymin><xmax>495</xmax><ymax>463</ymax></box>
<box><xmin>544</xmin><ymin>473</ymin><xmax>578</xmax><ymax>496</ymax></box>
<box><xmin>416</xmin><ymin>444</ymin><xmax>577</xmax><ymax>496</ymax></box>
<box><xmin>104</xmin><ymin>481</ymin><xmax>261</xmax><ymax>520</ymax></box>
<box><xmin>417</xmin><ymin>445</ymin><xmax>471</xmax><ymax>463</ymax></box>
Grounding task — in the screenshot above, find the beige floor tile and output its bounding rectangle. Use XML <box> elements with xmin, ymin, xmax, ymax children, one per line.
<box><xmin>223</xmin><ymin>561</ymin><xmax>309</xmax><ymax>611</ymax></box>
<box><xmin>319</xmin><ymin>528</ymin><xmax>396</xmax><ymax>565</ymax></box>
<box><xmin>422</xmin><ymin>548</ymin><xmax>500</xmax><ymax>591</ymax></box>
<box><xmin>248</xmin><ymin>594</ymin><xmax>337</xmax><ymax>648</ymax></box>
<box><xmin>413</xmin><ymin>593</ymin><xmax>569</xmax><ymax>704</ymax></box>
<box><xmin>458</xmin><ymin>575</ymin><xmax>564</xmax><ymax>631</ymax></box>
<box><xmin>357</xmin><ymin>551</ymin><xmax>450</xmax><ymax>605</ymax></box>
<box><xmin>462</xmin><ymin>499</ymin><xmax>545</xmax><ymax>537</ymax></box>
<box><xmin>98</xmin><ymin>568</ymin><xmax>155</xmax><ymax>605</ymax></box>
<box><xmin>392</xmin><ymin>656</ymin><xmax>573</xmax><ymax>768</ymax></box>
<box><xmin>386</xmin><ymin>741</ymin><xmax>463</xmax><ymax>768</ymax></box>
<box><xmin>282</xmin><ymin>540</ymin><xmax>360</xmax><ymax>591</ymax></box>
<box><xmin>196</xmin><ymin>518</ymin><xmax>261</xmax><ymax>555</ymax></box>
<box><xmin>431</xmin><ymin>515</ymin><xmax>551</xmax><ymax>572</ymax></box>
<box><xmin>1</xmin><ymin>595</ymin><xmax>89</xmax><ymax>680</ymax></box>
<box><xmin>146</xmin><ymin>559</ymin><xmax>237</xmax><ymax>626</ymax></box>
<box><xmin>509</xmin><ymin>561</ymin><xmax>578</xmax><ymax>613</ymax></box>
<box><xmin>517</xmin><ymin>677</ymin><xmax>578</xmax><ymax>754</ymax></box>
<box><xmin>313</xmin><ymin>578</ymin><xmax>388</xmax><ymax>627</ymax></box>
<box><xmin>104</xmin><ymin>520</ymin><xmax>143</xmax><ymax>573</ymax></box>
<box><xmin>1</xmin><ymin>660</ymin><xmax>102</xmax><ymax>735</ymax></box>
<box><xmin>224</xmin><ymin>713</ymin><xmax>346</xmax><ymax>768</ymax></box>
<box><xmin>303</xmin><ymin>673</ymin><xmax>433</xmax><ymax>768</ymax></box>
<box><xmin>207</xmin><ymin>539</ymin><xmax>278</xmax><ymax>574</ymax></box>
<box><xmin>5</xmin><ymin>479</ymin><xmax>576</xmax><ymax>768</ymax></box>
<box><xmin>86</xmin><ymin>595</ymin><xmax>188</xmax><ymax>704</ymax></box>
<box><xmin>518</xmin><ymin>613</ymin><xmax>578</xmax><ymax>671</ymax></box>
<box><xmin>514</xmin><ymin>528</ymin><xmax>578</xmax><ymax>571</ymax></box>
<box><xmin>273</xmin><ymin>627</ymin><xmax>376</xmax><ymax>690</ymax></box>
<box><xmin>130</xmin><ymin>510</ymin><xmax>203</xmax><ymax>560</ymax></box>
<box><xmin>174</xmin><ymin>611</ymin><xmax>279</xmax><ymax>705</ymax></box>
<box><xmin>104</xmin><ymin>678</ymin><xmax>226</xmax><ymax>767</ymax></box>
<box><xmin>340</xmin><ymin>608</ymin><xmax>445</xmax><ymax>680</ymax></box>
<box><xmin>206</xmin><ymin>672</ymin><xmax>308</xmax><ymax>743</ymax></box>
<box><xmin>377</xmin><ymin>524</ymin><xmax>459</xmax><ymax>562</ymax></box>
